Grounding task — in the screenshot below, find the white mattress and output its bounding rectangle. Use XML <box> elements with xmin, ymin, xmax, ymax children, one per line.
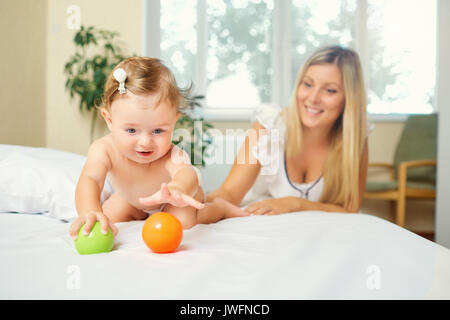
<box><xmin>1</xmin><ymin>211</ymin><xmax>449</xmax><ymax>299</ymax></box>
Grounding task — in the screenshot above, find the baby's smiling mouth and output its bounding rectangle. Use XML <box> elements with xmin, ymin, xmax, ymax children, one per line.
<box><xmin>136</xmin><ymin>151</ymin><xmax>153</xmax><ymax>156</ymax></box>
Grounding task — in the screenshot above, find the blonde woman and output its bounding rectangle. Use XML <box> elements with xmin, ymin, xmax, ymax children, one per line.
<box><xmin>204</xmin><ymin>45</ymin><xmax>369</xmax><ymax>219</ymax></box>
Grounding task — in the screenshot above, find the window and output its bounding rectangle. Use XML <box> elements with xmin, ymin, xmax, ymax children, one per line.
<box><xmin>160</xmin><ymin>1</ymin><xmax>197</xmax><ymax>90</ymax></box>
<box><xmin>365</xmin><ymin>0</ymin><xmax>436</xmax><ymax>115</ymax></box>
<box><xmin>147</xmin><ymin>0</ymin><xmax>437</xmax><ymax>120</ymax></box>
<box><xmin>160</xmin><ymin>0</ymin><xmax>273</xmax><ymax>120</ymax></box>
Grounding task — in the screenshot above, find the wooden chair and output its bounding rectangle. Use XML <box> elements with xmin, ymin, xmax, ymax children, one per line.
<box><xmin>364</xmin><ymin>114</ymin><xmax>437</xmax><ymax>228</ymax></box>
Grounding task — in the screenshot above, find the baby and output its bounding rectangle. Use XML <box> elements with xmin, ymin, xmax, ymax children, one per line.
<box><xmin>70</xmin><ymin>57</ymin><xmax>246</xmax><ymax>240</ymax></box>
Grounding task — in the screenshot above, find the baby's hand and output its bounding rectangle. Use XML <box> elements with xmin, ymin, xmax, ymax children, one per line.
<box><xmin>139</xmin><ymin>183</ymin><xmax>205</xmax><ymax>210</ymax></box>
<box><xmin>69</xmin><ymin>211</ymin><xmax>118</xmax><ymax>240</ymax></box>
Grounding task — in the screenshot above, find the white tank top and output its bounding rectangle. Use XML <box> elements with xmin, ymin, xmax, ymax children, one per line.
<box><xmin>240</xmin><ymin>104</ymin><xmax>374</xmax><ymax>207</ymax></box>
<box><xmin>241</xmin><ymin>104</ymin><xmax>324</xmax><ymax>206</ymax></box>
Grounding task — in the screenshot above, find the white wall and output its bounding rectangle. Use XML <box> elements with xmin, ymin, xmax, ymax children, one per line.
<box><xmin>435</xmin><ymin>0</ymin><xmax>450</xmax><ymax>248</ymax></box>
<box><xmin>46</xmin><ymin>0</ymin><xmax>142</xmax><ymax>155</ymax></box>
<box><xmin>0</xmin><ymin>1</ymin><xmax>46</xmax><ymax>147</ymax></box>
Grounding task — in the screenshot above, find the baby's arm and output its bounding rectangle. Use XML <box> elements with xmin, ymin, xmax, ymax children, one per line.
<box><xmin>165</xmin><ymin>146</ymin><xmax>200</xmax><ymax>195</ymax></box>
<box><xmin>139</xmin><ymin>146</ymin><xmax>204</xmax><ymax>209</ymax></box>
<box><xmin>69</xmin><ymin>140</ymin><xmax>117</xmax><ymax>239</ymax></box>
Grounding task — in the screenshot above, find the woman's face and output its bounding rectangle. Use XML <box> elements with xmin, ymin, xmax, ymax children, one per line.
<box><xmin>297</xmin><ymin>63</ymin><xmax>345</xmax><ymax>132</ymax></box>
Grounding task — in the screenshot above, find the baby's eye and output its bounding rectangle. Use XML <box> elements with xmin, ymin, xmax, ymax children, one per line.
<box><xmin>152</xmin><ymin>128</ymin><xmax>164</xmax><ymax>135</ymax></box>
<box><xmin>327</xmin><ymin>89</ymin><xmax>337</xmax><ymax>94</ymax></box>
<box><xmin>303</xmin><ymin>82</ymin><xmax>312</xmax><ymax>88</ymax></box>
<box><xmin>126</xmin><ymin>128</ymin><xmax>136</xmax><ymax>134</ymax></box>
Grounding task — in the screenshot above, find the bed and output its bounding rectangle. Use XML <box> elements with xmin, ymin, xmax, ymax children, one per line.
<box><xmin>1</xmin><ymin>144</ymin><xmax>449</xmax><ymax>299</ymax></box>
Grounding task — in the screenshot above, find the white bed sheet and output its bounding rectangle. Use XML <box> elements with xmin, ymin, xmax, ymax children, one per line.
<box><xmin>0</xmin><ymin>211</ymin><xmax>449</xmax><ymax>300</ymax></box>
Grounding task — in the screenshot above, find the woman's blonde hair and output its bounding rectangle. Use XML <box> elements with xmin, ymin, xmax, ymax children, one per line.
<box><xmin>101</xmin><ymin>56</ymin><xmax>187</xmax><ymax>111</ymax></box>
<box><xmin>280</xmin><ymin>45</ymin><xmax>367</xmax><ymax>212</ymax></box>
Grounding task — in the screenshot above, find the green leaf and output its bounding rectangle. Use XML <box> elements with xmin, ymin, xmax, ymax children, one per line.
<box><xmin>104</xmin><ymin>43</ymin><xmax>115</xmax><ymax>54</ymax></box>
<box><xmin>74</xmin><ymin>32</ymin><xmax>83</xmax><ymax>46</ymax></box>
<box><xmin>86</xmin><ymin>91</ymin><xmax>94</xmax><ymax>110</ymax></box>
<box><xmin>93</xmin><ymin>70</ymin><xmax>103</xmax><ymax>84</ymax></box>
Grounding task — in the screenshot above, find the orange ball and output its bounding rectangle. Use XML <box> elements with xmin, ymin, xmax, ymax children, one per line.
<box><xmin>142</xmin><ymin>212</ymin><xmax>183</xmax><ymax>253</ymax></box>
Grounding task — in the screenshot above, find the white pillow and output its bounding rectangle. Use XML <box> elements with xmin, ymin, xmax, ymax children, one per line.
<box><xmin>0</xmin><ymin>144</ymin><xmax>86</xmax><ymax>221</ymax></box>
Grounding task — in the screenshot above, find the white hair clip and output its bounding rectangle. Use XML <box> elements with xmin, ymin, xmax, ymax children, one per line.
<box><xmin>113</xmin><ymin>68</ymin><xmax>127</xmax><ymax>94</ymax></box>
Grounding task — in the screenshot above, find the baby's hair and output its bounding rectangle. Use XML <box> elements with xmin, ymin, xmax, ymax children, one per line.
<box><xmin>101</xmin><ymin>57</ymin><xmax>190</xmax><ymax>111</ymax></box>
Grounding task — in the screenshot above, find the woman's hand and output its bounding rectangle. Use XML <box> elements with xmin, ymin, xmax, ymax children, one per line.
<box><xmin>245</xmin><ymin>197</ymin><xmax>302</xmax><ymax>215</ymax></box>
<box><xmin>139</xmin><ymin>183</ymin><xmax>205</xmax><ymax>210</ymax></box>
<box><xmin>69</xmin><ymin>211</ymin><xmax>118</xmax><ymax>240</ymax></box>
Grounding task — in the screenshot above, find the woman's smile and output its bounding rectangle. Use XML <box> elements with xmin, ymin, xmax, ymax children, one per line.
<box><xmin>304</xmin><ymin>104</ymin><xmax>324</xmax><ymax>115</ymax></box>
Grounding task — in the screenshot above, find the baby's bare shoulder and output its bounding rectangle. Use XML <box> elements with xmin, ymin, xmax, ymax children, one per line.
<box><xmin>86</xmin><ymin>135</ymin><xmax>113</xmax><ymax>167</ymax></box>
<box><xmin>167</xmin><ymin>145</ymin><xmax>191</xmax><ymax>165</ymax></box>
<box><xmin>163</xmin><ymin>145</ymin><xmax>192</xmax><ymax>174</ymax></box>
<box><xmin>89</xmin><ymin>135</ymin><xmax>112</xmax><ymax>149</ymax></box>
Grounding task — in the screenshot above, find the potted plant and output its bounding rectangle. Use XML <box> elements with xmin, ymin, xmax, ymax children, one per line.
<box><xmin>64</xmin><ymin>25</ymin><xmax>214</xmax><ymax>167</ymax></box>
<box><xmin>175</xmin><ymin>95</ymin><xmax>215</xmax><ymax>167</ymax></box>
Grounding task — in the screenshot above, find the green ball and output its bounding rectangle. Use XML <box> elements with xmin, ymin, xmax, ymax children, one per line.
<box><xmin>74</xmin><ymin>221</ymin><xmax>114</xmax><ymax>255</ymax></box>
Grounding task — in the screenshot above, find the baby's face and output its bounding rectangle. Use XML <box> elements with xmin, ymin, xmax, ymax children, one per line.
<box><xmin>103</xmin><ymin>92</ymin><xmax>179</xmax><ymax>164</ymax></box>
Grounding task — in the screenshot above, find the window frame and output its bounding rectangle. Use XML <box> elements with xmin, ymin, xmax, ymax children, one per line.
<box><xmin>142</xmin><ymin>0</ymin><xmax>436</xmax><ymax>122</ymax></box>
